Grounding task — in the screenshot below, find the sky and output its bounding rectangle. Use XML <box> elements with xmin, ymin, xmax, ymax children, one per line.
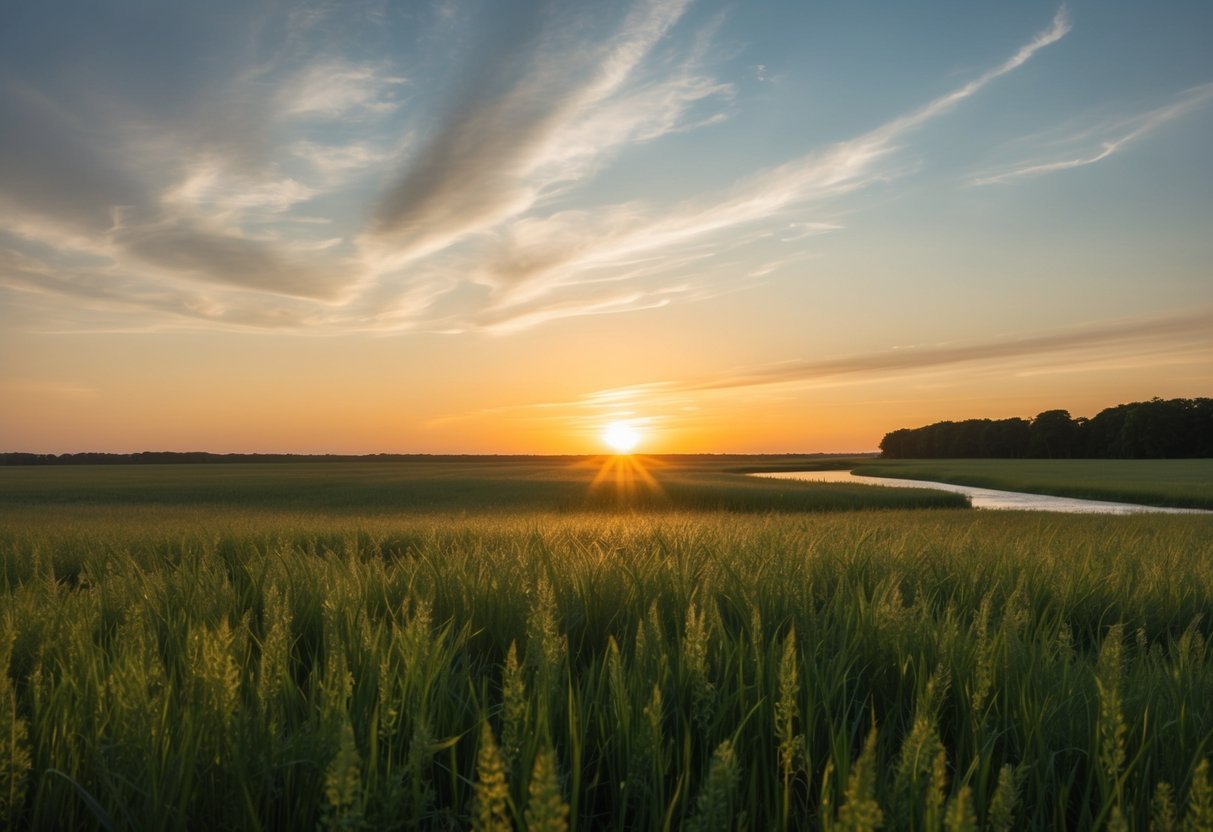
<box><xmin>1</xmin><ymin>0</ymin><xmax>1211</xmax><ymax>454</ymax></box>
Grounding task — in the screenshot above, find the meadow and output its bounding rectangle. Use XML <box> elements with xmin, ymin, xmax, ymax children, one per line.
<box><xmin>2</xmin><ymin>460</ymin><xmax>1212</xmax><ymax>830</ymax></box>
<box><xmin>0</xmin><ymin>457</ymin><xmax>959</xmax><ymax>516</ymax></box>
<box><xmin>850</xmin><ymin>459</ymin><xmax>1213</xmax><ymax>511</ymax></box>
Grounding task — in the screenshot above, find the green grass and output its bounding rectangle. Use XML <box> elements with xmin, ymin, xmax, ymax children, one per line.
<box><xmin>1</xmin><ymin>462</ymin><xmax>1212</xmax><ymax>829</ymax></box>
<box><xmin>852</xmin><ymin>458</ymin><xmax>1213</xmax><ymax>510</ymax></box>
<box><xmin>0</xmin><ymin>457</ymin><xmax>965</xmax><ymax>514</ymax></box>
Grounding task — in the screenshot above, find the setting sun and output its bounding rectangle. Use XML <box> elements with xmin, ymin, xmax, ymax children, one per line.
<box><xmin>603</xmin><ymin>421</ymin><xmax>641</xmax><ymax>454</ymax></box>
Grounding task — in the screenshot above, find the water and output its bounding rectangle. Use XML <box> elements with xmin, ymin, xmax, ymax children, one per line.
<box><xmin>751</xmin><ymin>470</ymin><xmax>1213</xmax><ymax>515</ymax></box>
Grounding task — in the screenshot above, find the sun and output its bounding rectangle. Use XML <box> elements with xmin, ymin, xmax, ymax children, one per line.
<box><xmin>602</xmin><ymin>421</ymin><xmax>641</xmax><ymax>454</ymax></box>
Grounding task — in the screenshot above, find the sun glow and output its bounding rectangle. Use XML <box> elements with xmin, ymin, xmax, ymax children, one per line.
<box><xmin>603</xmin><ymin>421</ymin><xmax>641</xmax><ymax>454</ymax></box>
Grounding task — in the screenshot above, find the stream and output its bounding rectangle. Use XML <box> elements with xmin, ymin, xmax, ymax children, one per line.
<box><xmin>751</xmin><ymin>470</ymin><xmax>1212</xmax><ymax>514</ymax></box>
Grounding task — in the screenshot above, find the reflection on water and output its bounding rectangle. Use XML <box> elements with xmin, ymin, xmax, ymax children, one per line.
<box><xmin>752</xmin><ymin>470</ymin><xmax>1213</xmax><ymax>515</ymax></box>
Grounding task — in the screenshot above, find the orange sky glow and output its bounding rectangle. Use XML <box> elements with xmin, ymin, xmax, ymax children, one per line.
<box><xmin>2</xmin><ymin>3</ymin><xmax>1211</xmax><ymax>454</ymax></box>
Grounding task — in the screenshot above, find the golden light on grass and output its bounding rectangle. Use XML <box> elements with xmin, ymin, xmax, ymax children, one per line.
<box><xmin>588</xmin><ymin>452</ymin><xmax>664</xmax><ymax>503</ymax></box>
<box><xmin>602</xmin><ymin>421</ymin><xmax>641</xmax><ymax>454</ymax></box>
<box><xmin>591</xmin><ymin>421</ymin><xmax>663</xmax><ymax>503</ymax></box>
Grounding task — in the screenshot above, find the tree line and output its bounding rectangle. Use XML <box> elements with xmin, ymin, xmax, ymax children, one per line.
<box><xmin>879</xmin><ymin>397</ymin><xmax>1213</xmax><ymax>459</ymax></box>
<box><xmin>0</xmin><ymin>452</ymin><xmax>569</xmax><ymax>466</ymax></box>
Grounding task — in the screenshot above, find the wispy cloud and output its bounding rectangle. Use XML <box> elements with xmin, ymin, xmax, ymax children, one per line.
<box><xmin>161</xmin><ymin>157</ymin><xmax>317</xmax><ymax>226</ymax></box>
<box><xmin>0</xmin><ymin>245</ymin><xmax>326</xmax><ymax>331</ymax></box>
<box><xmin>454</xmin><ymin>7</ymin><xmax>1070</xmax><ymax>328</ymax></box>
<box><xmin>973</xmin><ymin>82</ymin><xmax>1213</xmax><ymax>185</ymax></box>
<box><xmin>0</xmin><ymin>2</ymin><xmax>1076</xmax><ymax>335</ymax></box>
<box><xmin>113</xmin><ymin>220</ymin><xmax>344</xmax><ymax>300</ymax></box>
<box><xmin>364</xmin><ymin>0</ymin><xmax>721</xmax><ymax>267</ymax></box>
<box><xmin>430</xmin><ymin>308</ymin><xmax>1212</xmax><ymax>428</ymax></box>
<box><xmin>676</xmin><ymin>308</ymin><xmax>1211</xmax><ymax>392</ymax></box>
<box><xmin>277</xmin><ymin>61</ymin><xmax>408</xmax><ymax>119</ymax></box>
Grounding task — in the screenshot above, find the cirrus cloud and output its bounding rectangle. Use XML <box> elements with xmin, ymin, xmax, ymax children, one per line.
<box><xmin>1</xmin><ymin>2</ymin><xmax>1086</xmax><ymax>336</ymax></box>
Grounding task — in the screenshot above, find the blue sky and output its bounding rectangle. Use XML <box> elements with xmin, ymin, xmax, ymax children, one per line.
<box><xmin>1</xmin><ymin>1</ymin><xmax>1210</xmax><ymax>452</ymax></box>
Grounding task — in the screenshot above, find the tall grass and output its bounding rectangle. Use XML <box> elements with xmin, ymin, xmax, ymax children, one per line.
<box><xmin>1</xmin><ymin>509</ymin><xmax>1212</xmax><ymax>829</ymax></box>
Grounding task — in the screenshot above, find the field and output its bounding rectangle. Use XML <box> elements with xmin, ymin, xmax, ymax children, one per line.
<box><xmin>2</xmin><ymin>460</ymin><xmax>1213</xmax><ymax>830</ymax></box>
<box><xmin>851</xmin><ymin>459</ymin><xmax>1213</xmax><ymax>511</ymax></box>
<box><xmin>0</xmin><ymin>457</ymin><xmax>960</xmax><ymax>516</ymax></box>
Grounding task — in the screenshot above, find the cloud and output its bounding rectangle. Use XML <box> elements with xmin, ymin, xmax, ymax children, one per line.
<box><xmin>0</xmin><ymin>82</ymin><xmax>150</xmax><ymax>233</ymax></box>
<box><xmin>365</xmin><ymin>0</ymin><xmax>719</xmax><ymax>265</ymax></box>
<box><xmin>289</xmin><ymin>139</ymin><xmax>407</xmax><ymax>182</ymax></box>
<box><xmin>873</xmin><ymin>6</ymin><xmax>1070</xmax><ymax>140</ymax></box>
<box><xmin>277</xmin><ymin>61</ymin><xmax>408</xmax><ymax>118</ymax></box>
<box><xmin>973</xmin><ymin>82</ymin><xmax>1213</xmax><ymax>185</ymax></box>
<box><xmin>1</xmin><ymin>2</ymin><xmax>1076</xmax><ymax>335</ymax></box>
<box><xmin>430</xmin><ymin>308</ymin><xmax>1212</xmax><ymax>427</ymax></box>
<box><xmin>161</xmin><ymin>157</ymin><xmax>317</xmax><ymax>225</ymax></box>
<box><xmin>677</xmin><ymin>308</ymin><xmax>1212</xmax><ymax>393</ymax></box>
<box><xmin>0</xmin><ymin>245</ymin><xmax>325</xmax><ymax>330</ymax></box>
<box><xmin>113</xmin><ymin>220</ymin><xmax>343</xmax><ymax>300</ymax></box>
<box><xmin>456</xmin><ymin>7</ymin><xmax>1070</xmax><ymax>325</ymax></box>
<box><xmin>472</xmin><ymin>283</ymin><xmax>689</xmax><ymax>334</ymax></box>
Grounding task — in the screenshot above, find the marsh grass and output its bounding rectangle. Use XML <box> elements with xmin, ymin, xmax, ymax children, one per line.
<box><xmin>1</xmin><ymin>504</ymin><xmax>1212</xmax><ymax>829</ymax></box>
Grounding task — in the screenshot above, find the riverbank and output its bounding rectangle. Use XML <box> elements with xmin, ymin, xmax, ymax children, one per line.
<box><xmin>848</xmin><ymin>458</ymin><xmax>1213</xmax><ymax>511</ymax></box>
<box><xmin>753</xmin><ymin>470</ymin><xmax>1213</xmax><ymax>514</ymax></box>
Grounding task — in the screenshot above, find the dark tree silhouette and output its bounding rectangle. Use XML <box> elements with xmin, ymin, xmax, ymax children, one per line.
<box><xmin>879</xmin><ymin>398</ymin><xmax>1212</xmax><ymax>459</ymax></box>
<box><xmin>1029</xmin><ymin>410</ymin><xmax>1079</xmax><ymax>458</ymax></box>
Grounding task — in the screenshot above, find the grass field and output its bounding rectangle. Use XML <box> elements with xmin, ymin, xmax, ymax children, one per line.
<box><xmin>0</xmin><ymin>457</ymin><xmax>963</xmax><ymax>515</ymax></box>
<box><xmin>851</xmin><ymin>459</ymin><xmax>1213</xmax><ymax>510</ymax></box>
<box><xmin>2</xmin><ymin>460</ymin><xmax>1212</xmax><ymax>830</ymax></box>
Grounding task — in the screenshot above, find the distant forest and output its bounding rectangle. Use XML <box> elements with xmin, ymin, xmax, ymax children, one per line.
<box><xmin>879</xmin><ymin>397</ymin><xmax>1213</xmax><ymax>459</ymax></box>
